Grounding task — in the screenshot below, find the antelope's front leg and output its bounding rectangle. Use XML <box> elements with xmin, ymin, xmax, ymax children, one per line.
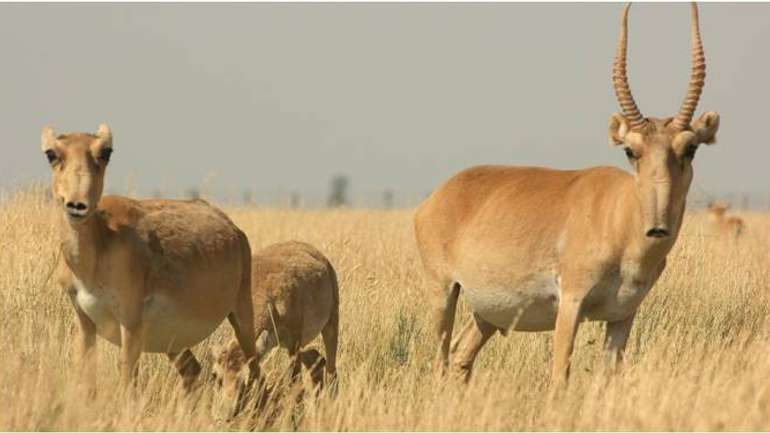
<box><xmin>67</xmin><ymin>292</ymin><xmax>98</xmax><ymax>394</ymax></box>
<box><xmin>551</xmin><ymin>292</ymin><xmax>585</xmax><ymax>384</ymax></box>
<box><xmin>602</xmin><ymin>259</ymin><xmax>665</xmax><ymax>371</ymax></box>
<box><xmin>602</xmin><ymin>261</ymin><xmax>663</xmax><ymax>372</ymax></box>
<box><xmin>119</xmin><ymin>304</ymin><xmax>145</xmax><ymax>389</ymax></box>
<box><xmin>603</xmin><ymin>312</ymin><xmax>636</xmax><ymax>371</ymax></box>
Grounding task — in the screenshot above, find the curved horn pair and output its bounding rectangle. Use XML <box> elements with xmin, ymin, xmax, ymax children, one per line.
<box><xmin>612</xmin><ymin>2</ymin><xmax>706</xmax><ymax>131</ymax></box>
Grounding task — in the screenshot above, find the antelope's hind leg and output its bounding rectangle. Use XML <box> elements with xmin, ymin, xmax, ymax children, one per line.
<box><xmin>227</xmin><ymin>309</ymin><xmax>260</xmax><ymax>384</ymax></box>
<box><xmin>226</xmin><ymin>307</ymin><xmax>262</xmax><ymax>417</ymax></box>
<box><xmin>433</xmin><ymin>281</ymin><xmax>461</xmax><ymax>373</ymax></box>
<box><xmin>228</xmin><ymin>245</ymin><xmax>261</xmax><ymax>389</ymax></box>
<box><xmin>227</xmin><ymin>235</ymin><xmax>263</xmax><ymax>387</ymax></box>
<box><xmin>288</xmin><ymin>342</ymin><xmax>303</xmax><ymax>385</ymax></box>
<box><xmin>167</xmin><ymin>349</ymin><xmax>202</xmax><ymax>393</ymax></box>
<box><xmin>449</xmin><ymin>313</ymin><xmax>498</xmax><ymax>382</ymax></box>
<box><xmin>299</xmin><ymin>349</ymin><xmax>326</xmax><ymax>390</ymax></box>
<box><xmin>320</xmin><ymin>303</ymin><xmax>339</xmax><ymax>389</ymax></box>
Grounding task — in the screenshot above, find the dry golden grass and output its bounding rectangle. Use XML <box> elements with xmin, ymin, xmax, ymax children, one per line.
<box><xmin>0</xmin><ymin>184</ymin><xmax>768</xmax><ymax>431</ymax></box>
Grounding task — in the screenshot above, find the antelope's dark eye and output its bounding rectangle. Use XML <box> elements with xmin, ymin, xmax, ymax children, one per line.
<box><xmin>44</xmin><ymin>149</ymin><xmax>58</xmax><ymax>164</ymax></box>
<box><xmin>99</xmin><ymin>147</ymin><xmax>113</xmax><ymax>163</ymax></box>
<box><xmin>683</xmin><ymin>144</ymin><xmax>697</xmax><ymax>159</ymax></box>
<box><xmin>624</xmin><ymin>147</ymin><xmax>638</xmax><ymax>160</ymax></box>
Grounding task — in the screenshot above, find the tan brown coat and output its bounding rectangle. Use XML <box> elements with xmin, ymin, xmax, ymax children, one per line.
<box><xmin>43</xmin><ymin>124</ymin><xmax>260</xmax><ymax>391</ymax></box>
<box><xmin>414</xmin><ymin>3</ymin><xmax>721</xmax><ymax>383</ymax></box>
<box><xmin>213</xmin><ymin>241</ymin><xmax>339</xmax><ymax>400</ymax></box>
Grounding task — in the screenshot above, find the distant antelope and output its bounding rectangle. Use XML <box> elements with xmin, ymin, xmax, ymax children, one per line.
<box><xmin>212</xmin><ymin>241</ymin><xmax>339</xmax><ymax>407</ymax></box>
<box><xmin>707</xmin><ymin>202</ymin><xmax>745</xmax><ymax>238</ymax></box>
<box><xmin>414</xmin><ymin>3</ymin><xmax>720</xmax><ymax>383</ymax></box>
<box><xmin>42</xmin><ymin>124</ymin><xmax>261</xmax><ymax>392</ymax></box>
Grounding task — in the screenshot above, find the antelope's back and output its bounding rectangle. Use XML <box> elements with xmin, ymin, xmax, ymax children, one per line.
<box><xmin>414</xmin><ymin>165</ymin><xmax>622</xmax><ymax>284</ymax></box>
<box><xmin>251</xmin><ymin>241</ymin><xmax>336</xmax><ymax>341</ymax></box>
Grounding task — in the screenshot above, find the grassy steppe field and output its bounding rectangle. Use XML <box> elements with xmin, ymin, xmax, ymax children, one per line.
<box><xmin>0</xmin><ymin>185</ymin><xmax>768</xmax><ymax>431</ymax></box>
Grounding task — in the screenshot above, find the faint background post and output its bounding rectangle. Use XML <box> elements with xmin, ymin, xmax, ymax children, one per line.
<box><xmin>186</xmin><ymin>188</ymin><xmax>200</xmax><ymax>200</ymax></box>
<box><xmin>290</xmin><ymin>191</ymin><xmax>301</xmax><ymax>209</ymax></box>
<box><xmin>383</xmin><ymin>189</ymin><xmax>394</xmax><ymax>209</ymax></box>
<box><xmin>242</xmin><ymin>189</ymin><xmax>253</xmax><ymax>206</ymax></box>
<box><xmin>327</xmin><ymin>174</ymin><xmax>350</xmax><ymax>208</ymax></box>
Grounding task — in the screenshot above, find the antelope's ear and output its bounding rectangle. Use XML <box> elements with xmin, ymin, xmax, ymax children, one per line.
<box><xmin>710</xmin><ymin>201</ymin><xmax>728</xmax><ymax>211</ymax></box>
<box><xmin>41</xmin><ymin>126</ymin><xmax>57</xmax><ymax>152</ymax></box>
<box><xmin>95</xmin><ymin>123</ymin><xmax>113</xmax><ymax>148</ymax></box>
<box><xmin>608</xmin><ymin>113</ymin><xmax>629</xmax><ymax>146</ymax></box>
<box><xmin>93</xmin><ymin>123</ymin><xmax>113</xmax><ymax>163</ymax></box>
<box><xmin>691</xmin><ymin>111</ymin><xmax>719</xmax><ymax>145</ymax></box>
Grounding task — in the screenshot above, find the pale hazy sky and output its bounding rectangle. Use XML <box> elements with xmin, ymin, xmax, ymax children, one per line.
<box><xmin>2</xmin><ymin>3</ymin><xmax>768</xmax><ymax>207</ymax></box>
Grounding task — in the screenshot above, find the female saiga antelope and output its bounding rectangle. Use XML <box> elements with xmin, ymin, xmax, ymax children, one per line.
<box><xmin>43</xmin><ymin>124</ymin><xmax>260</xmax><ymax>391</ymax></box>
<box><xmin>707</xmin><ymin>202</ymin><xmax>745</xmax><ymax>238</ymax></box>
<box><xmin>212</xmin><ymin>241</ymin><xmax>339</xmax><ymax>402</ymax></box>
<box><xmin>414</xmin><ymin>3</ymin><xmax>721</xmax><ymax>383</ymax></box>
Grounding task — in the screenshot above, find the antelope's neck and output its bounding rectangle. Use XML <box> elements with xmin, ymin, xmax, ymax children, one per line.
<box><xmin>59</xmin><ymin>213</ymin><xmax>106</xmax><ymax>281</ymax></box>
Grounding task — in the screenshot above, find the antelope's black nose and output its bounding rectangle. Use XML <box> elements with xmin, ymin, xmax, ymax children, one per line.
<box><xmin>66</xmin><ymin>201</ymin><xmax>88</xmax><ymax>212</ymax></box>
<box><xmin>646</xmin><ymin>228</ymin><xmax>670</xmax><ymax>238</ymax></box>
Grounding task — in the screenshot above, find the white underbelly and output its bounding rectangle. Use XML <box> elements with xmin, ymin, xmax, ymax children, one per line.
<box><xmin>461</xmin><ymin>273</ymin><xmax>560</xmax><ymax>332</ymax></box>
<box><xmin>76</xmin><ymin>285</ymin><xmax>122</xmax><ymax>345</ymax></box>
<box><xmin>75</xmin><ymin>282</ymin><xmax>224</xmax><ymax>353</ymax></box>
<box><xmin>459</xmin><ymin>267</ymin><xmax>652</xmax><ymax>331</ymax></box>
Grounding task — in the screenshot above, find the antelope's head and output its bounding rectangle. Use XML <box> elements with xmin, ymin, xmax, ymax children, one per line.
<box><xmin>707</xmin><ymin>201</ymin><xmax>729</xmax><ymax>218</ymax></box>
<box><xmin>608</xmin><ymin>3</ymin><xmax>720</xmax><ymax>240</ymax></box>
<box><xmin>212</xmin><ymin>340</ymin><xmax>250</xmax><ymax>405</ymax></box>
<box><xmin>41</xmin><ymin>124</ymin><xmax>113</xmax><ymax>225</ymax></box>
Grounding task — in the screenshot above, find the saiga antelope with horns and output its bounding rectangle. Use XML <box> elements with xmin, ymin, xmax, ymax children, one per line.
<box><xmin>42</xmin><ymin>124</ymin><xmax>261</xmax><ymax>392</ymax></box>
<box><xmin>414</xmin><ymin>3</ymin><xmax>720</xmax><ymax>383</ymax></box>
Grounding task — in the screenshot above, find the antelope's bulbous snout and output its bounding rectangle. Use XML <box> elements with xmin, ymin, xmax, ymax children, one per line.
<box><xmin>65</xmin><ymin>200</ymin><xmax>88</xmax><ymax>214</ymax></box>
<box><xmin>59</xmin><ymin>192</ymin><xmax>96</xmax><ymax>223</ymax></box>
<box><xmin>55</xmin><ymin>165</ymin><xmax>102</xmax><ymax>224</ymax></box>
<box><xmin>638</xmin><ymin>178</ymin><xmax>674</xmax><ymax>241</ymax></box>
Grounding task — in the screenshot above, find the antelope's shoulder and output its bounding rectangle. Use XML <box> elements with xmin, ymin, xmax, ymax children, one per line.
<box><xmin>96</xmin><ymin>195</ymin><xmax>146</xmax><ymax>230</ymax></box>
<box><xmin>98</xmin><ymin>196</ymin><xmax>244</xmax><ymax>260</ymax></box>
<box><xmin>139</xmin><ymin>198</ymin><xmax>239</xmax><ymax>235</ymax></box>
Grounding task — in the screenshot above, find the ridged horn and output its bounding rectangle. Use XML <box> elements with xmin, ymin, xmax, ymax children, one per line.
<box><xmin>672</xmin><ymin>2</ymin><xmax>706</xmax><ymax>130</ymax></box>
<box><xmin>612</xmin><ymin>3</ymin><xmax>647</xmax><ymax>131</ymax></box>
